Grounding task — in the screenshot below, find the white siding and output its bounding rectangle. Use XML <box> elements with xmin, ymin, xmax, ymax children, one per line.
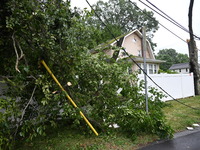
<box><xmin>173</xmin><ymin>68</ymin><xmax>189</xmax><ymax>74</ymax></box>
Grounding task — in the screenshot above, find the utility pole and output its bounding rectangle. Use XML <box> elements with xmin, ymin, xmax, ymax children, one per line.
<box><xmin>142</xmin><ymin>27</ymin><xmax>148</xmax><ymax>113</ymax></box>
<box><xmin>188</xmin><ymin>0</ymin><xmax>200</xmax><ymax>95</ymax></box>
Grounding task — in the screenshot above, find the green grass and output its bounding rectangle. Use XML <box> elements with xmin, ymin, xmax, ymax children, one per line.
<box><xmin>16</xmin><ymin>128</ymin><xmax>158</xmax><ymax>150</ymax></box>
<box><xmin>163</xmin><ymin>96</ymin><xmax>200</xmax><ymax>132</ymax></box>
<box><xmin>16</xmin><ymin>96</ymin><xmax>200</xmax><ymax>150</ymax></box>
<box><xmin>15</xmin><ymin>122</ymin><xmax>159</xmax><ymax>150</ymax></box>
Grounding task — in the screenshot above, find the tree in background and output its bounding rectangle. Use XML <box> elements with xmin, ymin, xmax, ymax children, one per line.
<box><xmin>89</xmin><ymin>0</ymin><xmax>159</xmax><ymax>49</ymax></box>
<box><xmin>156</xmin><ymin>49</ymin><xmax>189</xmax><ymax>71</ymax></box>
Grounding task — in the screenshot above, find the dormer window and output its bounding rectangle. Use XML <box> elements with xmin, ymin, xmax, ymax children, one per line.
<box><xmin>132</xmin><ymin>38</ymin><xmax>136</xmax><ymax>43</ymax></box>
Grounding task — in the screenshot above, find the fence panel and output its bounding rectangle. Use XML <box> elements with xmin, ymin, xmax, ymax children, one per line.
<box><xmin>138</xmin><ymin>73</ymin><xmax>195</xmax><ymax>101</ymax></box>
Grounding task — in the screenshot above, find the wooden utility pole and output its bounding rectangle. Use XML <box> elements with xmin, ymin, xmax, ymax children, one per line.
<box><xmin>142</xmin><ymin>27</ymin><xmax>148</xmax><ymax>113</ymax></box>
<box><xmin>188</xmin><ymin>0</ymin><xmax>200</xmax><ymax>95</ymax></box>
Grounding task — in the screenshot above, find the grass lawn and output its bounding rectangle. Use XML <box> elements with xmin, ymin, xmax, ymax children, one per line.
<box><xmin>16</xmin><ymin>96</ymin><xmax>200</xmax><ymax>150</ymax></box>
<box><xmin>163</xmin><ymin>96</ymin><xmax>200</xmax><ymax>132</ymax></box>
<box><xmin>16</xmin><ymin>130</ymin><xmax>158</xmax><ymax>150</ymax></box>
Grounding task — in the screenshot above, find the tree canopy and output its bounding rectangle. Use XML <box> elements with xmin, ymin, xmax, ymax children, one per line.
<box><xmin>156</xmin><ymin>49</ymin><xmax>189</xmax><ymax>71</ymax></box>
<box><xmin>88</xmin><ymin>0</ymin><xmax>159</xmax><ymax>48</ymax></box>
<box><xmin>0</xmin><ymin>0</ymin><xmax>172</xmax><ymax>149</ymax></box>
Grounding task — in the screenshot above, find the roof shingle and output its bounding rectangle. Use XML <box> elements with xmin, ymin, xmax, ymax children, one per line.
<box><xmin>169</xmin><ymin>63</ymin><xmax>189</xmax><ymax>70</ymax></box>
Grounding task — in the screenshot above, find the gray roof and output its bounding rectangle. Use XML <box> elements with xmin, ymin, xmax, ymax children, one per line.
<box><xmin>127</xmin><ymin>57</ymin><xmax>165</xmax><ymax>64</ymax></box>
<box><xmin>169</xmin><ymin>63</ymin><xmax>189</xmax><ymax>70</ymax></box>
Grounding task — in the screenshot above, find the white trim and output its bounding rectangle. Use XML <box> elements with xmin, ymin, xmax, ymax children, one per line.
<box><xmin>146</xmin><ymin>40</ymin><xmax>155</xmax><ymax>59</ymax></box>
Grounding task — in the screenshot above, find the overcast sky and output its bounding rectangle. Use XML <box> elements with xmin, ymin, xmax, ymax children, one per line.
<box><xmin>71</xmin><ymin>0</ymin><xmax>200</xmax><ymax>55</ymax></box>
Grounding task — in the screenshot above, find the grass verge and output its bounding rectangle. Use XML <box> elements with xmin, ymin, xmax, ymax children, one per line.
<box><xmin>16</xmin><ymin>129</ymin><xmax>158</xmax><ymax>150</ymax></box>
<box><xmin>163</xmin><ymin>96</ymin><xmax>200</xmax><ymax>132</ymax></box>
<box><xmin>16</xmin><ymin>96</ymin><xmax>200</xmax><ymax>150</ymax></box>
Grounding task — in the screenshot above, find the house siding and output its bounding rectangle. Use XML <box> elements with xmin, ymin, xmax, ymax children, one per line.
<box><xmin>99</xmin><ymin>29</ymin><xmax>163</xmax><ymax>74</ymax></box>
<box><xmin>122</xmin><ymin>34</ymin><xmax>141</xmax><ymax>57</ymax></box>
<box><xmin>169</xmin><ymin>63</ymin><xmax>192</xmax><ymax>74</ymax></box>
<box><xmin>119</xmin><ymin>33</ymin><xmax>151</xmax><ymax>59</ymax></box>
<box><xmin>173</xmin><ymin>68</ymin><xmax>189</xmax><ymax>74</ymax></box>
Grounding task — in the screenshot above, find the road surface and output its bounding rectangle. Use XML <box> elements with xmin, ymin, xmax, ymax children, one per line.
<box><xmin>139</xmin><ymin>128</ymin><xmax>200</xmax><ymax>150</ymax></box>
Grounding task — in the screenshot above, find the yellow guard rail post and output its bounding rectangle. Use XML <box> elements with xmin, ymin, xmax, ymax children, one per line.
<box><xmin>40</xmin><ymin>60</ymin><xmax>98</xmax><ymax>136</ymax></box>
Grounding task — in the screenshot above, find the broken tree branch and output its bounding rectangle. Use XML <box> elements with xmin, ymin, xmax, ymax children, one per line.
<box><xmin>14</xmin><ymin>85</ymin><xmax>37</xmax><ymax>137</ymax></box>
<box><xmin>17</xmin><ymin>40</ymin><xmax>24</xmax><ymax>60</ymax></box>
<box><xmin>12</xmin><ymin>32</ymin><xmax>21</xmax><ymax>73</ymax></box>
<box><xmin>20</xmin><ymin>85</ymin><xmax>37</xmax><ymax>124</ymax></box>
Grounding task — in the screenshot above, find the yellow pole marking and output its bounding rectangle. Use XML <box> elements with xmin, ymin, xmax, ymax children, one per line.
<box><xmin>40</xmin><ymin>60</ymin><xmax>98</xmax><ymax>136</ymax></box>
<box><xmin>79</xmin><ymin>111</ymin><xmax>99</xmax><ymax>136</ymax></box>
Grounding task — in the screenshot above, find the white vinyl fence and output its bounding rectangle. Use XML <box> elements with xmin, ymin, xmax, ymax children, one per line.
<box><xmin>138</xmin><ymin>73</ymin><xmax>195</xmax><ymax>101</ymax></box>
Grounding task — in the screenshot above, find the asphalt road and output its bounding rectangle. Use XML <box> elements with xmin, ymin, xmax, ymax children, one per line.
<box><xmin>139</xmin><ymin>129</ymin><xmax>200</xmax><ymax>150</ymax></box>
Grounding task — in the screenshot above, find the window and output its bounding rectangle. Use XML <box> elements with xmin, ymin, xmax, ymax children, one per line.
<box><xmin>186</xmin><ymin>68</ymin><xmax>188</xmax><ymax>72</ymax></box>
<box><xmin>149</xmin><ymin>64</ymin><xmax>153</xmax><ymax>74</ymax></box>
<box><xmin>179</xmin><ymin>69</ymin><xmax>181</xmax><ymax>72</ymax></box>
<box><xmin>138</xmin><ymin>50</ymin><xmax>141</xmax><ymax>57</ymax></box>
<box><xmin>132</xmin><ymin>38</ymin><xmax>136</xmax><ymax>43</ymax></box>
<box><xmin>154</xmin><ymin>64</ymin><xmax>157</xmax><ymax>74</ymax></box>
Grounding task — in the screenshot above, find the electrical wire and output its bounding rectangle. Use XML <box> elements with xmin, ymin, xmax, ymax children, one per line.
<box><xmin>128</xmin><ymin>0</ymin><xmax>187</xmax><ymax>43</ymax></box>
<box><xmin>145</xmin><ymin>0</ymin><xmax>200</xmax><ymax>40</ymax></box>
<box><xmin>85</xmin><ymin>0</ymin><xmax>200</xmax><ymax>110</ymax></box>
<box><xmin>135</xmin><ymin>0</ymin><xmax>200</xmax><ymax>53</ymax></box>
<box><xmin>139</xmin><ymin>0</ymin><xmax>189</xmax><ymax>36</ymax></box>
<box><xmin>145</xmin><ymin>0</ymin><xmax>189</xmax><ymax>33</ymax></box>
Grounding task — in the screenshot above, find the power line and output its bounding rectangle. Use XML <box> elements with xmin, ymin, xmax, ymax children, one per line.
<box><xmin>139</xmin><ymin>0</ymin><xmax>189</xmax><ymax>35</ymax></box>
<box><xmin>85</xmin><ymin>0</ymin><xmax>200</xmax><ymax>110</ymax></box>
<box><xmin>128</xmin><ymin>0</ymin><xmax>187</xmax><ymax>43</ymax></box>
<box><xmin>144</xmin><ymin>0</ymin><xmax>200</xmax><ymax>40</ymax></box>
<box><xmin>143</xmin><ymin>0</ymin><xmax>200</xmax><ymax>41</ymax></box>
<box><xmin>145</xmin><ymin>0</ymin><xmax>189</xmax><ymax>33</ymax></box>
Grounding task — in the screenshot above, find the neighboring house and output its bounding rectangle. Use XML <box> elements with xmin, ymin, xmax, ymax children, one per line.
<box><xmin>94</xmin><ymin>29</ymin><xmax>164</xmax><ymax>74</ymax></box>
<box><xmin>169</xmin><ymin>63</ymin><xmax>190</xmax><ymax>74</ymax></box>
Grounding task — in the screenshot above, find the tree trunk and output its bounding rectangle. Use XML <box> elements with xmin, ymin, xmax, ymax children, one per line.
<box><xmin>188</xmin><ymin>0</ymin><xmax>200</xmax><ymax>95</ymax></box>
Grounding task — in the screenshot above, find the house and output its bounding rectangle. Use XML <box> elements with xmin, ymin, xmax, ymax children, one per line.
<box><xmin>169</xmin><ymin>63</ymin><xmax>189</xmax><ymax>74</ymax></box>
<box><xmin>95</xmin><ymin>29</ymin><xmax>164</xmax><ymax>74</ymax></box>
